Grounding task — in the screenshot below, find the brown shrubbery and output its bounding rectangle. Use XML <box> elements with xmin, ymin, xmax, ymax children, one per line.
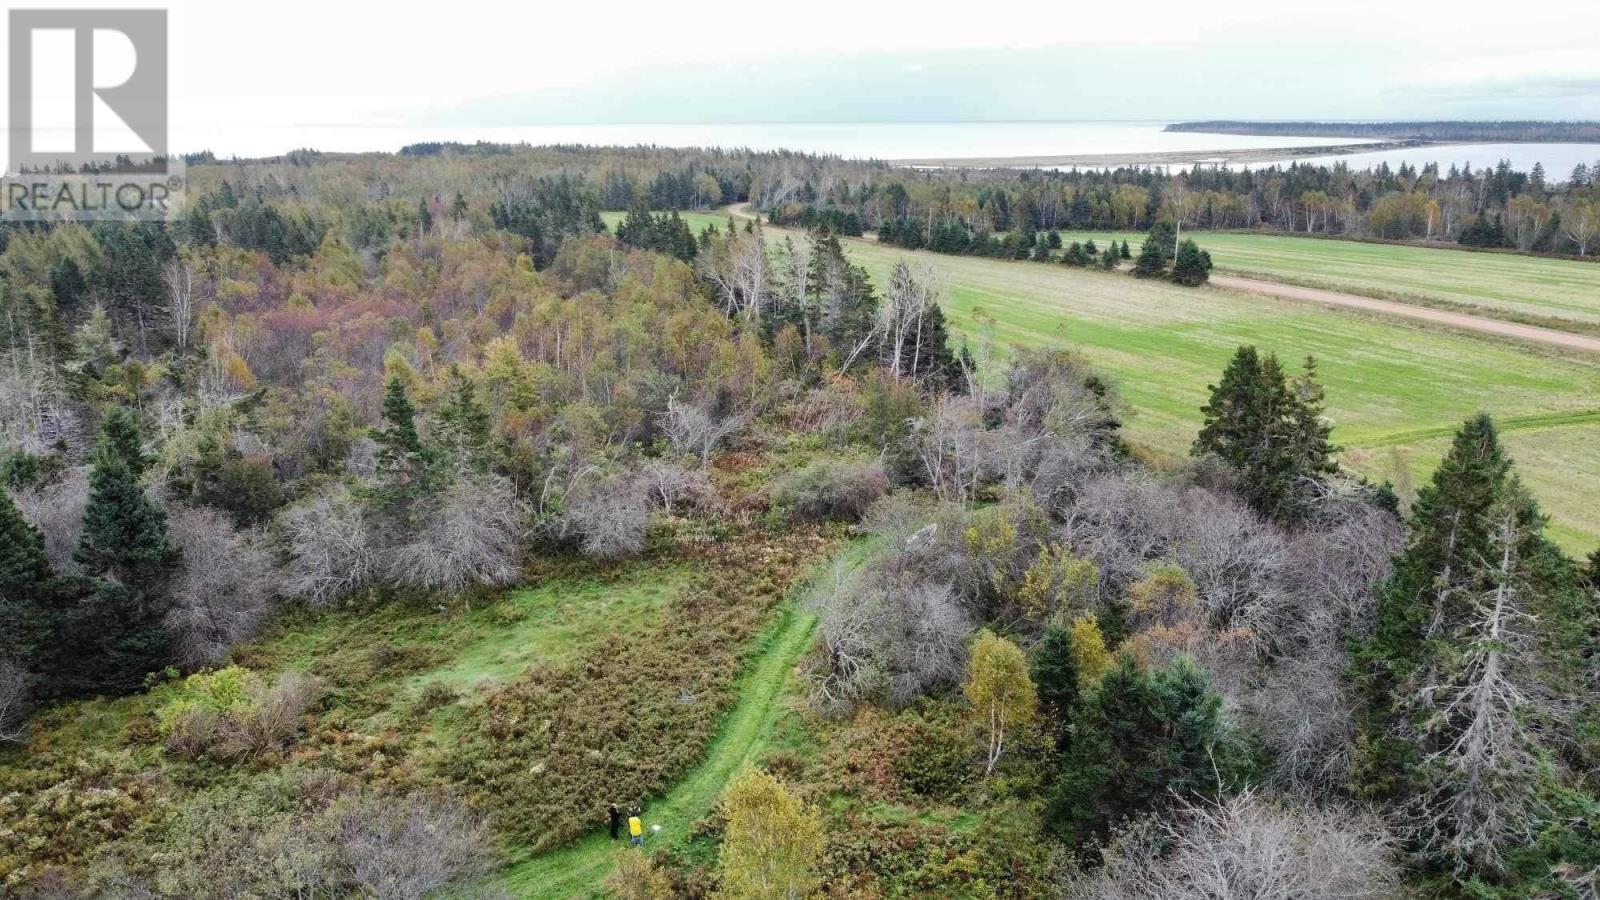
<box><xmin>159</xmin><ymin>668</ymin><xmax>321</xmax><ymax>763</ymax></box>
<box><xmin>768</xmin><ymin>456</ymin><xmax>888</xmax><ymax>524</ymax></box>
<box><xmin>447</xmin><ymin>528</ymin><xmax>833</xmax><ymax>852</ymax></box>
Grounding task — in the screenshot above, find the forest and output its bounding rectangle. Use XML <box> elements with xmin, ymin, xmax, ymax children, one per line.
<box><xmin>1</xmin><ymin>143</ymin><xmax>1598</xmax><ymax>898</ymax></box>
<box><xmin>758</xmin><ymin>151</ymin><xmax>1600</xmax><ymax>255</ymax></box>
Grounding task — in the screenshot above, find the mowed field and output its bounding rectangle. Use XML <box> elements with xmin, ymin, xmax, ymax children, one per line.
<box><xmin>605</xmin><ymin>207</ymin><xmax>1600</xmax><ymax>551</ymax></box>
<box><xmin>820</xmin><ymin>237</ymin><xmax>1600</xmax><ymax>553</ymax></box>
<box><xmin>1062</xmin><ymin>231</ymin><xmax>1600</xmax><ymax>331</ymax></box>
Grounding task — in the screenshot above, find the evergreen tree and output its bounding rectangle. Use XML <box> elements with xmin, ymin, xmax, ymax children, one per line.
<box><xmin>1132</xmin><ymin>236</ymin><xmax>1167</xmax><ymax>278</ymax></box>
<box><xmin>1171</xmin><ymin>238</ymin><xmax>1213</xmax><ymax>286</ymax></box>
<box><xmin>1120</xmin><ymin>240</ymin><xmax>1132</xmax><ymax>260</ymax></box>
<box><xmin>0</xmin><ymin>488</ymin><xmax>52</xmax><ymax>660</ymax></box>
<box><xmin>1031</xmin><ymin>624</ymin><xmax>1079</xmax><ymax>750</ymax></box>
<box><xmin>48</xmin><ymin>256</ymin><xmax>88</xmax><ymax>318</ymax></box>
<box><xmin>368</xmin><ymin>376</ymin><xmax>439</xmax><ymax>526</ymax></box>
<box><xmin>435</xmin><ymin>367</ymin><xmax>492</xmax><ymax>472</ymax></box>
<box><xmin>97</xmin><ymin>406</ymin><xmax>149</xmax><ymax>475</ymax></box>
<box><xmin>1049</xmin><ymin>655</ymin><xmax>1234</xmax><ymax>845</ymax></box>
<box><xmin>74</xmin><ymin>443</ymin><xmax>178</xmax><ymax>592</ymax></box>
<box><xmin>1357</xmin><ymin>416</ymin><xmax>1597</xmax><ymax>882</ymax></box>
<box><xmin>1194</xmin><ymin>346</ymin><xmax>1266</xmax><ymax>468</ymax></box>
<box><xmin>1194</xmin><ymin>348</ymin><xmax>1336</xmax><ymax>522</ymax></box>
<box><xmin>903</xmin><ymin>302</ymin><xmax>963</xmax><ymax>394</ymax></box>
<box><xmin>417</xmin><ymin>198</ymin><xmax>434</xmax><ymax>236</ymax></box>
<box><xmin>1144</xmin><ymin>221</ymin><xmax>1177</xmax><ymax>265</ymax></box>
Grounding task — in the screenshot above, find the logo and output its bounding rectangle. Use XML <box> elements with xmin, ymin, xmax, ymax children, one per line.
<box><xmin>4</xmin><ymin>9</ymin><xmax>183</xmax><ymax>221</ymax></box>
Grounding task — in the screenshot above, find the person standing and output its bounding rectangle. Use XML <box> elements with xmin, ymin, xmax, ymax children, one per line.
<box><xmin>609</xmin><ymin>803</ymin><xmax>622</xmax><ymax>840</ymax></box>
<box><xmin>628</xmin><ymin>813</ymin><xmax>644</xmax><ymax>846</ymax></box>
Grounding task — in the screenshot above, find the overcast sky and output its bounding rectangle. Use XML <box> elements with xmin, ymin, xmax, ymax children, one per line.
<box><xmin>5</xmin><ymin>0</ymin><xmax>1599</xmax><ymax>156</ymax></box>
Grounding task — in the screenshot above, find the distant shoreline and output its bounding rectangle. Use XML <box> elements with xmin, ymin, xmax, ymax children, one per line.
<box><xmin>886</xmin><ymin>139</ymin><xmax>1439</xmax><ymax>169</ymax></box>
<box><xmin>1166</xmin><ymin>120</ymin><xmax>1600</xmax><ymax>143</ymax></box>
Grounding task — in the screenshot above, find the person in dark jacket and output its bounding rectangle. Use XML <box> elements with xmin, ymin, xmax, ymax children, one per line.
<box><xmin>609</xmin><ymin>803</ymin><xmax>623</xmax><ymax>840</ymax></box>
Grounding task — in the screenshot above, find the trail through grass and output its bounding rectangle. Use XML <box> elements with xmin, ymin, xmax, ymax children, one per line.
<box><xmin>496</xmin><ymin>541</ymin><xmax>869</xmax><ymax>897</ymax></box>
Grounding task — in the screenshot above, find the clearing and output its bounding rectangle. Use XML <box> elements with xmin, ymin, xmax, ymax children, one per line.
<box><xmin>729</xmin><ymin>205</ymin><xmax>1600</xmax><ymax>552</ymax></box>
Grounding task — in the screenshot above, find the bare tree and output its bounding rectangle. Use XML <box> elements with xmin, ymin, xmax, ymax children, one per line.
<box><xmin>877</xmin><ymin>261</ymin><xmax>939</xmax><ymax>380</ymax></box>
<box><xmin>13</xmin><ymin>467</ymin><xmax>89</xmax><ymax>572</ymax></box>
<box><xmin>282</xmin><ymin>489</ymin><xmax>378</xmax><ymax>606</ymax></box>
<box><xmin>0</xmin><ymin>316</ymin><xmax>80</xmax><ymax>457</ymax></box>
<box><xmin>334</xmin><ymin>791</ymin><xmax>496</xmax><ymax>900</ymax></box>
<box><xmin>560</xmin><ymin>474</ymin><xmax>650</xmax><ymax>560</ymax></box>
<box><xmin>660</xmin><ymin>393</ymin><xmax>742</xmax><ymax>467</ymax></box>
<box><xmin>634</xmin><ymin>459</ymin><xmax>712</xmax><ymax>516</ymax></box>
<box><xmin>912</xmin><ymin>395</ymin><xmax>990</xmax><ymax>503</ymax></box>
<box><xmin>808</xmin><ymin>533</ymin><xmax>972</xmax><ymax>714</ymax></box>
<box><xmin>1064</xmin><ymin>790</ymin><xmax>1399</xmax><ymax>899</ymax></box>
<box><xmin>385</xmin><ymin>475</ymin><xmax>528</xmax><ymax>593</ymax></box>
<box><xmin>163</xmin><ymin>257</ymin><xmax>198</xmax><ymax>352</ymax></box>
<box><xmin>165</xmin><ymin>506</ymin><xmax>281</xmax><ymax>667</ymax></box>
<box><xmin>695</xmin><ymin>230</ymin><xmax>772</xmax><ymax>323</ymax></box>
<box><xmin>0</xmin><ymin>659</ymin><xmax>28</xmax><ymax>744</ymax></box>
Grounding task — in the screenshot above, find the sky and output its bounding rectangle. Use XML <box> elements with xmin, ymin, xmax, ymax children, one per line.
<box><xmin>2</xmin><ymin>0</ymin><xmax>1599</xmax><ymax>158</ymax></box>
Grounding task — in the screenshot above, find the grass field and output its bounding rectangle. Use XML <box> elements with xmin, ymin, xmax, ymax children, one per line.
<box><xmin>806</xmin><ymin>233</ymin><xmax>1600</xmax><ymax>553</ymax></box>
<box><xmin>1054</xmin><ymin>231</ymin><xmax>1600</xmax><ymax>331</ymax></box>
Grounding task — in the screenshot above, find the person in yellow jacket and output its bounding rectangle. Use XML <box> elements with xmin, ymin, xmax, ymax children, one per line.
<box><xmin>628</xmin><ymin>813</ymin><xmax>644</xmax><ymax>846</ymax></box>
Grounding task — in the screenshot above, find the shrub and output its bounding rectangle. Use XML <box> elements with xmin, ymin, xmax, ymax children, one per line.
<box><xmin>608</xmin><ymin>849</ymin><xmax>675</xmax><ymax>899</ymax></box>
<box><xmin>560</xmin><ymin>474</ymin><xmax>650</xmax><ymax>560</ymax></box>
<box><xmin>768</xmin><ymin>456</ymin><xmax>888</xmax><ymax>523</ymax></box>
<box><xmin>1062</xmin><ymin>791</ymin><xmax>1398</xmax><ymax>898</ymax></box>
<box><xmin>158</xmin><ymin>667</ymin><xmax>320</xmax><ymax>762</ymax></box>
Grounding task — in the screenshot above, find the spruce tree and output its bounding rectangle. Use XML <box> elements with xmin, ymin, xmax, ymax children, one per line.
<box><xmin>1031</xmin><ymin>625</ymin><xmax>1079</xmax><ymax>750</ymax></box>
<box><xmin>1194</xmin><ymin>348</ymin><xmax>1336</xmax><ymax>523</ymax></box>
<box><xmin>1357</xmin><ymin>416</ymin><xmax>1597</xmax><ymax>880</ymax></box>
<box><xmin>417</xmin><ymin>198</ymin><xmax>434</xmax><ymax>236</ymax></box>
<box><xmin>903</xmin><ymin>302</ymin><xmax>962</xmax><ymax>394</ymax></box>
<box><xmin>97</xmin><ymin>406</ymin><xmax>149</xmax><ymax>475</ymax></box>
<box><xmin>1132</xmin><ymin>236</ymin><xmax>1167</xmax><ymax>278</ymax></box>
<box><xmin>74</xmin><ymin>443</ymin><xmax>178</xmax><ymax>592</ymax></box>
<box><xmin>1194</xmin><ymin>346</ymin><xmax>1265</xmax><ymax>468</ymax></box>
<box><xmin>369</xmin><ymin>376</ymin><xmax>437</xmax><ymax>524</ymax></box>
<box><xmin>1049</xmin><ymin>656</ymin><xmax>1233</xmax><ymax>844</ymax></box>
<box><xmin>1171</xmin><ymin>239</ymin><xmax>1212</xmax><ymax>286</ymax></box>
<box><xmin>0</xmin><ymin>488</ymin><xmax>52</xmax><ymax>660</ymax></box>
<box><xmin>435</xmin><ymin>367</ymin><xmax>492</xmax><ymax>472</ymax></box>
<box><xmin>58</xmin><ymin>437</ymin><xmax>178</xmax><ymax>697</ymax></box>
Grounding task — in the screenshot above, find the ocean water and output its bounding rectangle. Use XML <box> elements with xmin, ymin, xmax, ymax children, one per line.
<box><xmin>175</xmin><ymin>121</ymin><xmax>1371</xmax><ymax>161</ymax></box>
<box><xmin>171</xmin><ymin>121</ymin><xmax>1600</xmax><ymax>177</ymax></box>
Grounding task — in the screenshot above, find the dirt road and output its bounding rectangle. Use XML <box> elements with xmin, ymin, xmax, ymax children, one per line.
<box><xmin>1209</xmin><ymin>275</ymin><xmax>1600</xmax><ymax>355</ymax></box>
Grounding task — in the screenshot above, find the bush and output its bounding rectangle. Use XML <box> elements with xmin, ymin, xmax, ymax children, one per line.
<box><xmin>158</xmin><ymin>667</ymin><xmax>321</xmax><ymax>762</ymax></box>
<box><xmin>1062</xmin><ymin>791</ymin><xmax>1398</xmax><ymax>898</ymax></box>
<box><xmin>768</xmin><ymin>456</ymin><xmax>888</xmax><ymax>523</ymax></box>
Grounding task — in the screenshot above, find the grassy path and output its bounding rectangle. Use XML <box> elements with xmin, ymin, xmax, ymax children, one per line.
<box><xmin>497</xmin><ymin>600</ymin><xmax>820</xmax><ymax>897</ymax></box>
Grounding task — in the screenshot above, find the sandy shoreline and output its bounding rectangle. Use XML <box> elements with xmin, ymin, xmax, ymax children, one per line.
<box><xmin>887</xmin><ymin>139</ymin><xmax>1442</xmax><ymax>169</ymax></box>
